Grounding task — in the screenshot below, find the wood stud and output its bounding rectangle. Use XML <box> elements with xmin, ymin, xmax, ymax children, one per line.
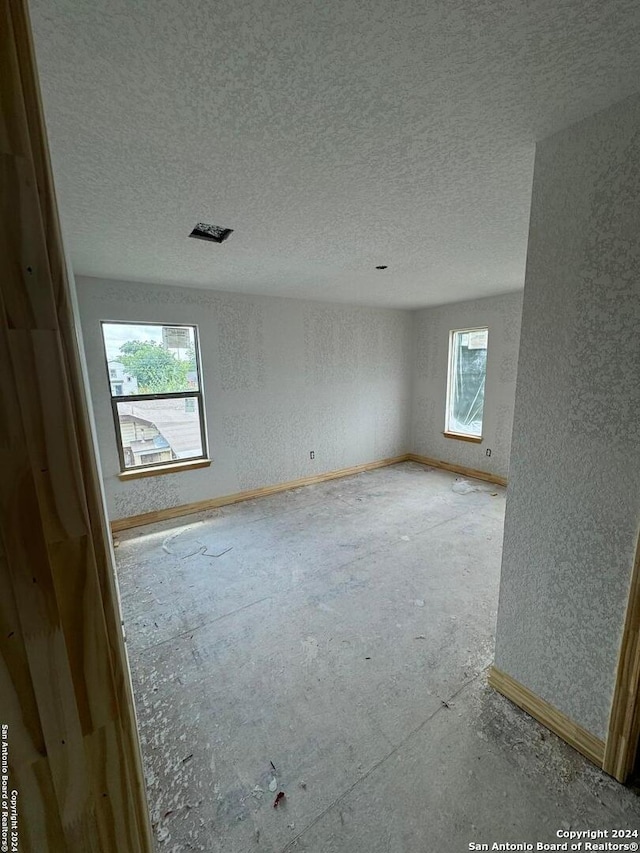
<box><xmin>604</xmin><ymin>533</ymin><xmax>640</xmax><ymax>781</ymax></box>
<box><xmin>0</xmin><ymin>0</ymin><xmax>153</xmax><ymax>849</ymax></box>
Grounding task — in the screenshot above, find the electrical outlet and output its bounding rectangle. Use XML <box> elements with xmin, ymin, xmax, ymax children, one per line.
<box><xmin>486</xmin><ymin>448</ymin><xmax>492</xmax><ymax>457</ymax></box>
<box><xmin>310</xmin><ymin>451</ymin><xmax>315</xmax><ymax>460</ymax></box>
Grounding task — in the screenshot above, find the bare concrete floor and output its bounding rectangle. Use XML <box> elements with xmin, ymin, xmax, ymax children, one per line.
<box><xmin>116</xmin><ymin>462</ymin><xmax>640</xmax><ymax>852</ymax></box>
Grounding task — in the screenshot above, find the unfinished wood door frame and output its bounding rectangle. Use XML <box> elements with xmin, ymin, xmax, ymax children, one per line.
<box><xmin>604</xmin><ymin>532</ymin><xmax>640</xmax><ymax>782</ymax></box>
<box><xmin>0</xmin><ymin>0</ymin><xmax>153</xmax><ymax>848</ymax></box>
<box><xmin>490</xmin><ymin>531</ymin><xmax>640</xmax><ymax>784</ymax></box>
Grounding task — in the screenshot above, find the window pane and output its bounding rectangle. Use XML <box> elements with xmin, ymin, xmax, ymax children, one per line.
<box><xmin>116</xmin><ymin>397</ymin><xmax>203</xmax><ymax>468</ymax></box>
<box><xmin>102</xmin><ymin>323</ymin><xmax>199</xmax><ymax>396</ymax></box>
<box><xmin>448</xmin><ymin>328</ymin><xmax>488</xmax><ymax>437</ymax></box>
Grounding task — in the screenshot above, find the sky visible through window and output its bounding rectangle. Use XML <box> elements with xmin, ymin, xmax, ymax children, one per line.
<box><xmin>102</xmin><ymin>324</ymin><xmax>166</xmax><ymax>362</ymax></box>
<box><xmin>102</xmin><ymin>323</ymin><xmax>197</xmax><ymax>396</ymax></box>
<box><xmin>101</xmin><ymin>322</ymin><xmax>204</xmax><ymax>469</ymax></box>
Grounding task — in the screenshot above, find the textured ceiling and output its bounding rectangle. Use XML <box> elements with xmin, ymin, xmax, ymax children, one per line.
<box><xmin>30</xmin><ymin>0</ymin><xmax>640</xmax><ymax>308</ymax></box>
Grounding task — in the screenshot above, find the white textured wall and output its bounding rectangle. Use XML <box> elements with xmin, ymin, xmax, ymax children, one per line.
<box><xmin>76</xmin><ymin>277</ymin><xmax>412</xmax><ymax>520</ymax></box>
<box><xmin>495</xmin><ymin>94</ymin><xmax>640</xmax><ymax>740</ymax></box>
<box><xmin>411</xmin><ymin>293</ymin><xmax>523</xmax><ymax>480</ymax></box>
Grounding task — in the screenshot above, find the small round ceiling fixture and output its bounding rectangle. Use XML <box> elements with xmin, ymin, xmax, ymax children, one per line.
<box><xmin>375</xmin><ymin>265</ymin><xmax>388</xmax><ymax>270</ymax></box>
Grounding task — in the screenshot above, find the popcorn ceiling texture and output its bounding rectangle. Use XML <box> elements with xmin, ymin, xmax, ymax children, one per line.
<box><xmin>30</xmin><ymin>0</ymin><xmax>640</xmax><ymax>308</ymax></box>
<box><xmin>411</xmin><ymin>292</ymin><xmax>523</xmax><ymax>480</ymax></box>
<box><xmin>75</xmin><ymin>277</ymin><xmax>412</xmax><ymax>520</ymax></box>
<box><xmin>494</xmin><ymin>94</ymin><xmax>640</xmax><ymax>740</ymax></box>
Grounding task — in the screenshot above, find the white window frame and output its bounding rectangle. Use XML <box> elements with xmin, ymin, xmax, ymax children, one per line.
<box><xmin>444</xmin><ymin>326</ymin><xmax>488</xmax><ymax>442</ymax></box>
<box><xmin>100</xmin><ymin>320</ymin><xmax>208</xmax><ymax>473</ymax></box>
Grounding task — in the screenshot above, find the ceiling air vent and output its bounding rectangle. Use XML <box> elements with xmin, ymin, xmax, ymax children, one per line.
<box><xmin>189</xmin><ymin>222</ymin><xmax>233</xmax><ymax>243</ymax></box>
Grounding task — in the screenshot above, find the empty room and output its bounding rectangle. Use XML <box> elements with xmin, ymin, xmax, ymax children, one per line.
<box><xmin>2</xmin><ymin>0</ymin><xmax>640</xmax><ymax>851</ymax></box>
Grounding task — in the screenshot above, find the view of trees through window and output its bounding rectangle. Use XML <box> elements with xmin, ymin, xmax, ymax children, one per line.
<box><xmin>101</xmin><ymin>322</ymin><xmax>206</xmax><ymax>470</ymax></box>
<box><xmin>117</xmin><ymin>340</ymin><xmax>197</xmax><ymax>394</ymax></box>
<box><xmin>446</xmin><ymin>328</ymin><xmax>488</xmax><ymax>438</ymax></box>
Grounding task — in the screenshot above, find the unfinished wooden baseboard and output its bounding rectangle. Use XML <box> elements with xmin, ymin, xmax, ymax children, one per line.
<box><xmin>488</xmin><ymin>666</ymin><xmax>605</xmax><ymax>767</ymax></box>
<box><xmin>111</xmin><ymin>451</ymin><xmax>508</xmax><ymax>532</ymax></box>
<box><xmin>603</xmin><ymin>532</ymin><xmax>640</xmax><ymax>782</ymax></box>
<box><xmin>407</xmin><ymin>453</ymin><xmax>508</xmax><ymax>487</ymax></box>
<box><xmin>111</xmin><ymin>454</ymin><xmax>410</xmax><ymax>532</ymax></box>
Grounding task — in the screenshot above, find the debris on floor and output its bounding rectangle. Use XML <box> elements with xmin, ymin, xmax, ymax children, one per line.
<box><xmin>452</xmin><ymin>478</ymin><xmax>502</xmax><ymax>497</ymax></box>
<box><xmin>268</xmin><ymin>777</ymin><xmax>278</xmax><ymax>792</ymax></box>
<box><xmin>161</xmin><ymin>530</ymin><xmax>200</xmax><ymax>557</ymax></box>
<box><xmin>202</xmin><ymin>546</ymin><xmax>233</xmax><ymax>558</ymax></box>
<box><xmin>451</xmin><ymin>479</ymin><xmax>478</xmax><ymax>495</ymax></box>
<box><xmin>414</xmin><ymin>598</ymin><xmax>425</xmax><ymax>607</ymax></box>
<box><xmin>162</xmin><ymin>529</ymin><xmax>232</xmax><ymax>559</ymax></box>
<box><xmin>273</xmin><ymin>791</ymin><xmax>286</xmax><ymax>808</ymax></box>
<box><xmin>117</xmin><ymin>465</ymin><xmax>640</xmax><ymax>851</ymax></box>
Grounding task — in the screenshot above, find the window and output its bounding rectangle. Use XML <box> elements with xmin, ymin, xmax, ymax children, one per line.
<box><xmin>100</xmin><ymin>322</ymin><xmax>207</xmax><ymax>471</ymax></box>
<box><xmin>445</xmin><ymin>327</ymin><xmax>488</xmax><ymax>440</ymax></box>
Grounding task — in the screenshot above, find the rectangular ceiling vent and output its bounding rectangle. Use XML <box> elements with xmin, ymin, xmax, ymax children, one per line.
<box><xmin>189</xmin><ymin>222</ymin><xmax>233</xmax><ymax>243</ymax></box>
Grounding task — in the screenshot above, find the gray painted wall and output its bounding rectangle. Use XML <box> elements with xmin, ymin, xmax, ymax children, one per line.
<box><xmin>494</xmin><ymin>94</ymin><xmax>640</xmax><ymax>740</ymax></box>
<box><xmin>76</xmin><ymin>277</ymin><xmax>413</xmax><ymax>520</ymax></box>
<box><xmin>411</xmin><ymin>292</ymin><xmax>523</xmax><ymax>480</ymax></box>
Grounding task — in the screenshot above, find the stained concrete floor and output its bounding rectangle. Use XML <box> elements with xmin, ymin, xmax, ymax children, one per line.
<box><xmin>115</xmin><ymin>462</ymin><xmax>640</xmax><ymax>852</ymax></box>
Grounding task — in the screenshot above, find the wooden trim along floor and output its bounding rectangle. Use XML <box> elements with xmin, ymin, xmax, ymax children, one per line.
<box><xmin>111</xmin><ymin>455</ymin><xmax>409</xmax><ymax>532</ymax></box>
<box><xmin>111</xmin><ymin>445</ymin><xmax>634</xmax><ymax>785</ymax></box>
<box><xmin>488</xmin><ymin>666</ymin><xmax>606</xmax><ymax>768</ymax></box>
<box><xmin>407</xmin><ymin>453</ymin><xmax>508</xmax><ymax>487</ymax></box>
<box><xmin>110</xmin><ymin>452</ymin><xmax>508</xmax><ymax>532</ymax></box>
<box><xmin>603</xmin><ymin>531</ymin><xmax>640</xmax><ymax>782</ymax></box>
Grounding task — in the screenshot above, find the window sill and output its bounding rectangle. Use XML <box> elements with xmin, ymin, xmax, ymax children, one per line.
<box><xmin>118</xmin><ymin>459</ymin><xmax>212</xmax><ymax>481</ymax></box>
<box><xmin>442</xmin><ymin>431</ymin><xmax>483</xmax><ymax>444</ymax></box>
